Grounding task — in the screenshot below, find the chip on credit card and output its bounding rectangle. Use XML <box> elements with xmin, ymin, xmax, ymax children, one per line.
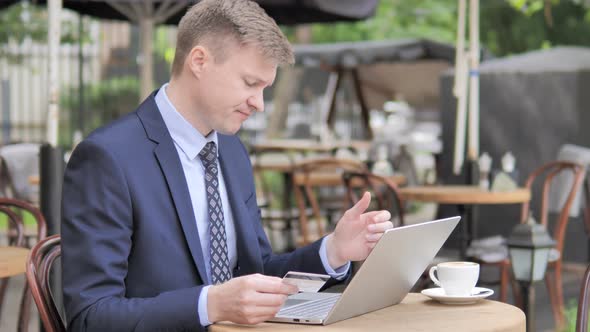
<box><xmin>282</xmin><ymin>271</ymin><xmax>330</xmax><ymax>293</ymax></box>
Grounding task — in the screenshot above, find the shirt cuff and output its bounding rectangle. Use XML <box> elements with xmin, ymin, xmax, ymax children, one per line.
<box><xmin>319</xmin><ymin>236</ymin><xmax>350</xmax><ymax>280</ymax></box>
<box><xmin>198</xmin><ymin>285</ymin><xmax>213</xmax><ymax>326</ymax></box>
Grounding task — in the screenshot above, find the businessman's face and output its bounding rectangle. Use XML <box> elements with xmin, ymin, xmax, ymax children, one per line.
<box><xmin>190</xmin><ymin>41</ymin><xmax>277</xmax><ymax>136</ymax></box>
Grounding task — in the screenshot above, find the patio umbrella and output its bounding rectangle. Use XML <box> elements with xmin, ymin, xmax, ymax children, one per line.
<box><xmin>32</xmin><ymin>0</ymin><xmax>378</xmax><ymax>100</ymax></box>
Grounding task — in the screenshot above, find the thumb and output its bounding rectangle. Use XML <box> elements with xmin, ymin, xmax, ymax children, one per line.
<box><xmin>348</xmin><ymin>191</ymin><xmax>371</xmax><ymax>216</ymax></box>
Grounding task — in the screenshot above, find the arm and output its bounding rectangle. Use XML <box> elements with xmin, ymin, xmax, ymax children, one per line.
<box><xmin>62</xmin><ymin>139</ymin><xmax>204</xmax><ymax>331</ymax></box>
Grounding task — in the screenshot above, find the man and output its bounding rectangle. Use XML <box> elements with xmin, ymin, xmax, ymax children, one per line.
<box><xmin>61</xmin><ymin>0</ymin><xmax>393</xmax><ymax>331</ymax></box>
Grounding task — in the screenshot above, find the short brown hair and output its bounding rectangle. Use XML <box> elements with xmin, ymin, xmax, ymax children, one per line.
<box><xmin>171</xmin><ymin>0</ymin><xmax>293</xmax><ymax>76</ymax></box>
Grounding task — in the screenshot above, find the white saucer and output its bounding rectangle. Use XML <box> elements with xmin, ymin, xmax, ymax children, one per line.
<box><xmin>421</xmin><ymin>287</ymin><xmax>494</xmax><ymax>305</ymax></box>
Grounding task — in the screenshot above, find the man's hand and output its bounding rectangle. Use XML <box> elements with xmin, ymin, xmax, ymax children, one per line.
<box><xmin>326</xmin><ymin>192</ymin><xmax>393</xmax><ymax>268</ymax></box>
<box><xmin>207</xmin><ymin>274</ymin><xmax>298</xmax><ymax>324</ymax></box>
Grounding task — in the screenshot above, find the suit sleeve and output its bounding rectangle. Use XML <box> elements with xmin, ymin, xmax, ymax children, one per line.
<box><xmin>62</xmin><ymin>139</ymin><xmax>204</xmax><ymax>331</ymax></box>
<box><xmin>232</xmin><ymin>138</ymin><xmax>332</xmax><ymax>278</ymax></box>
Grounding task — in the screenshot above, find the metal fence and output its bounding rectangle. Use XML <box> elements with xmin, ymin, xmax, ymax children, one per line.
<box><xmin>0</xmin><ymin>40</ymin><xmax>101</xmax><ymax>144</ymax></box>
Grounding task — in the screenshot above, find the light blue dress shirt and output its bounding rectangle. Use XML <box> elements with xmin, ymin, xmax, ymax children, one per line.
<box><xmin>155</xmin><ymin>84</ymin><xmax>349</xmax><ymax>326</ymax></box>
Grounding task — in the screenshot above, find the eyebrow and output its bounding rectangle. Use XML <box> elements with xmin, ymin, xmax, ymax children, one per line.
<box><xmin>245</xmin><ymin>75</ymin><xmax>274</xmax><ymax>87</ymax></box>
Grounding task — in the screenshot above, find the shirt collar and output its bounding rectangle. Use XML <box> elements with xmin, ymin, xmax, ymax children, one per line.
<box><xmin>155</xmin><ymin>83</ymin><xmax>218</xmax><ymax>160</ymax></box>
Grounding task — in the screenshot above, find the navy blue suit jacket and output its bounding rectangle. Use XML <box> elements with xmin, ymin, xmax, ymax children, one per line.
<box><xmin>61</xmin><ymin>93</ymin><xmax>327</xmax><ymax>331</ymax></box>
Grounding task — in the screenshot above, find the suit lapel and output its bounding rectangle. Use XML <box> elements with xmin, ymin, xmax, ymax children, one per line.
<box><xmin>218</xmin><ymin>136</ymin><xmax>263</xmax><ymax>276</ymax></box>
<box><xmin>137</xmin><ymin>96</ymin><xmax>208</xmax><ymax>284</ymax></box>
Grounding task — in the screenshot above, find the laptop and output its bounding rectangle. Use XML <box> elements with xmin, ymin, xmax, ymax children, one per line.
<box><xmin>268</xmin><ymin>216</ymin><xmax>460</xmax><ymax>325</ymax></box>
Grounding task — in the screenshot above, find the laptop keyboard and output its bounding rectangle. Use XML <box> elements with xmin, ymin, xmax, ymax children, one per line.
<box><xmin>278</xmin><ymin>294</ymin><xmax>341</xmax><ymax>319</ymax></box>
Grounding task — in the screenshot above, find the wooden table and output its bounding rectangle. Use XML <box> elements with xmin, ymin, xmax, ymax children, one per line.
<box><xmin>253</xmin><ymin>157</ymin><xmax>405</xmax><ymax>187</ymax></box>
<box><xmin>211</xmin><ymin>293</ymin><xmax>525</xmax><ymax>332</ymax></box>
<box><xmin>399</xmin><ymin>185</ymin><xmax>531</xmax><ymax>257</ymax></box>
<box><xmin>399</xmin><ymin>185</ymin><xmax>530</xmax><ymax>205</ymax></box>
<box><xmin>251</xmin><ymin>139</ymin><xmax>370</xmax><ymax>155</ymax></box>
<box><xmin>0</xmin><ymin>246</ymin><xmax>30</xmax><ymax>278</ymax></box>
<box><xmin>28</xmin><ymin>175</ymin><xmax>39</xmax><ymax>185</ymax></box>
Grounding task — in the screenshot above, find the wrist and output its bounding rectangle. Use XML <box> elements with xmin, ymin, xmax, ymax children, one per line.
<box><xmin>326</xmin><ymin>234</ymin><xmax>347</xmax><ymax>268</ymax></box>
<box><xmin>207</xmin><ymin>285</ymin><xmax>222</xmax><ymax>323</ymax></box>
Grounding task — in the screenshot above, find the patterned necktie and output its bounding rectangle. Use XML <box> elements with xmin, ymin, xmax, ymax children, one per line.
<box><xmin>198</xmin><ymin>142</ymin><xmax>232</xmax><ymax>284</ymax></box>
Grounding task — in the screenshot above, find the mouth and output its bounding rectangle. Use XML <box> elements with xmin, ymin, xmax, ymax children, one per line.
<box><xmin>236</xmin><ymin>110</ymin><xmax>251</xmax><ymax>119</ymax></box>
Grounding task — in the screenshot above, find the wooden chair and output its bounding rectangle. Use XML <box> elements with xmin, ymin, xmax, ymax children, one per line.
<box><xmin>342</xmin><ymin>171</ymin><xmax>405</xmax><ymax>226</ymax></box>
<box><xmin>0</xmin><ymin>206</ymin><xmax>24</xmax><ymax>323</ymax></box>
<box><xmin>291</xmin><ymin>158</ymin><xmax>367</xmax><ymax>245</ymax></box>
<box><xmin>576</xmin><ymin>263</ymin><xmax>590</xmax><ymax>332</ymax></box>
<box><xmin>25</xmin><ymin>234</ymin><xmax>65</xmax><ymax>332</ymax></box>
<box><xmin>476</xmin><ymin>161</ymin><xmax>585</xmax><ymax>326</ymax></box>
<box><xmin>251</xmin><ymin>148</ymin><xmax>305</xmax><ymax>251</ymax></box>
<box><xmin>0</xmin><ymin>198</ymin><xmax>48</xmax><ymax>332</ymax></box>
<box><xmin>528</xmin><ymin>161</ymin><xmax>585</xmax><ymax>327</ymax></box>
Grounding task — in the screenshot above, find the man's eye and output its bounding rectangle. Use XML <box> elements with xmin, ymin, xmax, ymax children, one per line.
<box><xmin>245</xmin><ymin>81</ymin><xmax>255</xmax><ymax>87</ymax></box>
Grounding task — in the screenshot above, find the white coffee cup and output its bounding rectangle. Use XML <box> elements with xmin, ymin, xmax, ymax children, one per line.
<box><xmin>428</xmin><ymin>261</ymin><xmax>479</xmax><ymax>296</ymax></box>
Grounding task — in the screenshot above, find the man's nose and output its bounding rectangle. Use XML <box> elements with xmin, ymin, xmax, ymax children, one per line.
<box><xmin>247</xmin><ymin>91</ymin><xmax>264</xmax><ymax>113</ymax></box>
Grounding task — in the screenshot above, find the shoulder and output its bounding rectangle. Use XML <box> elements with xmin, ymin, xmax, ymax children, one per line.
<box><xmin>218</xmin><ymin>134</ymin><xmax>249</xmax><ymax>158</ymax></box>
<box><xmin>81</xmin><ymin>95</ymin><xmax>160</xmax><ymax>158</ymax></box>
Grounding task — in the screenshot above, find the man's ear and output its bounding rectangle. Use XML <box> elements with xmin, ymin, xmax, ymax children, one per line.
<box><xmin>187</xmin><ymin>45</ymin><xmax>209</xmax><ymax>78</ymax></box>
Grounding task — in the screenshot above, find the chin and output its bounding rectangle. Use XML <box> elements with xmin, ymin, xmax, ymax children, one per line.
<box><xmin>218</xmin><ymin>126</ymin><xmax>241</xmax><ymax>135</ymax></box>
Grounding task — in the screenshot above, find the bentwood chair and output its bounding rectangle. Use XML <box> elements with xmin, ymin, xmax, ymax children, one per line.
<box><xmin>251</xmin><ymin>147</ymin><xmax>305</xmax><ymax>251</ymax></box>
<box><xmin>0</xmin><ymin>206</ymin><xmax>24</xmax><ymax>323</ymax></box>
<box><xmin>342</xmin><ymin>171</ymin><xmax>405</xmax><ymax>226</ymax></box>
<box><xmin>473</xmin><ymin>161</ymin><xmax>585</xmax><ymax>326</ymax></box>
<box><xmin>25</xmin><ymin>235</ymin><xmax>65</xmax><ymax>332</ymax></box>
<box><xmin>0</xmin><ymin>198</ymin><xmax>48</xmax><ymax>332</ymax></box>
<box><xmin>576</xmin><ymin>264</ymin><xmax>590</xmax><ymax>332</ymax></box>
<box><xmin>291</xmin><ymin>158</ymin><xmax>367</xmax><ymax>245</ymax></box>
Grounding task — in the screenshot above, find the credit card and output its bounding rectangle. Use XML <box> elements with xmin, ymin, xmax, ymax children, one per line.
<box><xmin>282</xmin><ymin>271</ymin><xmax>330</xmax><ymax>293</ymax></box>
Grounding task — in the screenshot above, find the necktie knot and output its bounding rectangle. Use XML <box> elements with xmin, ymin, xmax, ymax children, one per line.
<box><xmin>199</xmin><ymin>142</ymin><xmax>217</xmax><ymax>168</ymax></box>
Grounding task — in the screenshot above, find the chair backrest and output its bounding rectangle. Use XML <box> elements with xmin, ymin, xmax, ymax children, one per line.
<box><xmin>0</xmin><ymin>206</ymin><xmax>24</xmax><ymax>247</ymax></box>
<box><xmin>0</xmin><ymin>197</ymin><xmax>47</xmax><ymax>242</ymax></box>
<box><xmin>25</xmin><ymin>234</ymin><xmax>65</xmax><ymax>332</ymax></box>
<box><xmin>520</xmin><ymin>161</ymin><xmax>585</xmax><ymax>255</ymax></box>
<box><xmin>342</xmin><ymin>171</ymin><xmax>405</xmax><ymax>227</ymax></box>
<box><xmin>576</xmin><ymin>263</ymin><xmax>590</xmax><ymax>332</ymax></box>
<box><xmin>291</xmin><ymin>157</ymin><xmax>367</xmax><ymax>245</ymax></box>
<box><xmin>250</xmin><ymin>147</ymin><xmax>300</xmax><ymax>209</ymax></box>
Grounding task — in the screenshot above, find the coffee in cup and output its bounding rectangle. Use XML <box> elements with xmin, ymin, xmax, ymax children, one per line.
<box><xmin>428</xmin><ymin>261</ymin><xmax>479</xmax><ymax>296</ymax></box>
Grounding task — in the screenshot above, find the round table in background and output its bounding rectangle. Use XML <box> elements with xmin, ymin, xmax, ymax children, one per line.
<box><xmin>399</xmin><ymin>185</ymin><xmax>531</xmax><ymax>257</ymax></box>
<box><xmin>398</xmin><ymin>185</ymin><xmax>530</xmax><ymax>205</ymax></box>
<box><xmin>210</xmin><ymin>293</ymin><xmax>525</xmax><ymax>332</ymax></box>
<box><xmin>0</xmin><ymin>246</ymin><xmax>30</xmax><ymax>278</ymax></box>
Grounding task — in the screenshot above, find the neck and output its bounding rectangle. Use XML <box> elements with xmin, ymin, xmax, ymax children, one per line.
<box><xmin>166</xmin><ymin>76</ymin><xmax>211</xmax><ymax>136</ymax></box>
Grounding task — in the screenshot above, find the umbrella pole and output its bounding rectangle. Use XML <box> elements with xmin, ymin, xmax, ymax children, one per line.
<box><xmin>47</xmin><ymin>0</ymin><xmax>61</xmax><ymax>147</ymax></box>
<box><xmin>42</xmin><ymin>1</ymin><xmax>66</xmax><ymax>332</ymax></box>
<box><xmin>467</xmin><ymin>0</ymin><xmax>480</xmax><ymax>161</ymax></box>
<box><xmin>139</xmin><ymin>17</ymin><xmax>154</xmax><ymax>99</ymax></box>
<box><xmin>453</xmin><ymin>0</ymin><xmax>468</xmax><ymax>175</ymax></box>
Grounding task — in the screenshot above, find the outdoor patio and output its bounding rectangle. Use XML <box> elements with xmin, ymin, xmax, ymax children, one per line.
<box><xmin>0</xmin><ymin>263</ymin><xmax>586</xmax><ymax>332</ymax></box>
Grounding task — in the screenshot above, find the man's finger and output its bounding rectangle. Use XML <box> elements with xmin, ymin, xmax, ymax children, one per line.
<box><xmin>250</xmin><ymin>275</ymin><xmax>298</xmax><ymax>295</ymax></box>
<box><xmin>347</xmin><ymin>191</ymin><xmax>371</xmax><ymax>217</ymax></box>
<box><xmin>249</xmin><ymin>292</ymin><xmax>289</xmax><ymax>307</ymax></box>
<box><xmin>361</xmin><ymin>210</ymin><xmax>391</xmax><ymax>225</ymax></box>
<box><xmin>367</xmin><ymin>221</ymin><xmax>394</xmax><ymax>233</ymax></box>
<box><xmin>365</xmin><ymin>232</ymin><xmax>383</xmax><ymax>242</ymax></box>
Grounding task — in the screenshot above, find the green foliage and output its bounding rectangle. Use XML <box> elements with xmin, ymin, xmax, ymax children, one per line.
<box><xmin>61</xmin><ymin>76</ymin><xmax>140</xmax><ymax>137</ymax></box>
<box><xmin>309</xmin><ymin>0</ymin><xmax>458</xmax><ymax>44</ymax></box>
<box><xmin>561</xmin><ymin>299</ymin><xmax>589</xmax><ymax>332</ymax></box>
<box><xmin>0</xmin><ymin>3</ymin><xmax>91</xmax><ymax>45</ymax></box>
<box><xmin>0</xmin><ymin>3</ymin><xmax>92</xmax><ymax>64</ymax></box>
<box><xmin>0</xmin><ymin>2</ymin><xmax>47</xmax><ymax>44</ymax></box>
<box><xmin>293</xmin><ymin>0</ymin><xmax>590</xmax><ymax>57</ymax></box>
<box><xmin>154</xmin><ymin>27</ymin><xmax>175</xmax><ymax>66</ymax></box>
<box><xmin>481</xmin><ymin>1</ymin><xmax>590</xmax><ymax>56</ymax></box>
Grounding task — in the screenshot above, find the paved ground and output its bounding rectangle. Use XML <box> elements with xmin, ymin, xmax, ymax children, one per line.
<box><xmin>0</xmin><ymin>263</ymin><xmax>585</xmax><ymax>332</ymax></box>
